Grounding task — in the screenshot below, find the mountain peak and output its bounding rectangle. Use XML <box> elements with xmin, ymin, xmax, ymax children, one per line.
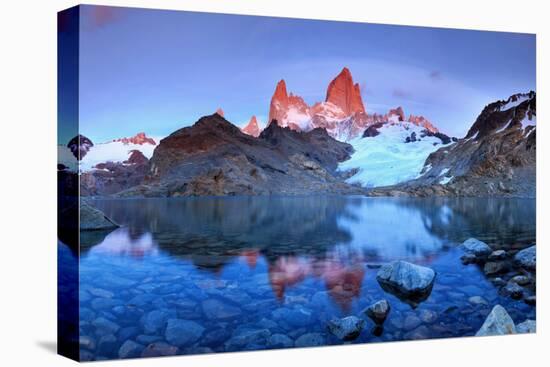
<box><xmin>273</xmin><ymin>79</ymin><xmax>288</xmax><ymax>101</ymax></box>
<box><xmin>325</xmin><ymin>67</ymin><xmax>366</xmax><ymax>115</ymax></box>
<box><xmin>241</xmin><ymin>115</ymin><xmax>261</xmax><ymax>137</ymax></box>
<box><xmin>114</xmin><ymin>132</ymin><xmax>156</xmax><ymax>145</ymax></box>
<box><xmin>215</xmin><ymin>107</ymin><xmax>225</xmax><ymax>117</ymax></box>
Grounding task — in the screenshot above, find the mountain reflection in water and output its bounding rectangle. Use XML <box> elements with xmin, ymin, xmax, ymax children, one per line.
<box><xmin>72</xmin><ymin>196</ymin><xmax>535</xmax><ymax>359</ymax></box>
<box><xmin>81</xmin><ymin>196</ymin><xmax>535</xmax><ymax>307</ymax></box>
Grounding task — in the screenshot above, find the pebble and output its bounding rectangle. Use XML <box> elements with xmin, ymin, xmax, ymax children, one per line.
<box><xmin>419</xmin><ymin>309</ymin><xmax>438</xmax><ymax>323</ymax></box>
<box><xmin>327</xmin><ymin>316</ymin><xmax>365</xmax><ymax>341</ymax></box>
<box><xmin>484</xmin><ymin>261</ymin><xmax>508</xmax><ymax>276</ymax></box>
<box><xmin>141</xmin><ymin>310</ymin><xmax>171</xmax><ymax>334</ymax></box>
<box><xmin>201</xmin><ymin>299</ymin><xmax>242</xmax><ymax>320</ymax></box>
<box><xmin>92</xmin><ymin>317</ymin><xmax>120</xmax><ymax>336</ymax></box>
<box><xmin>468</xmin><ymin>296</ymin><xmax>489</xmax><ymax>306</ymax></box>
<box><xmin>97</xmin><ymin>334</ymin><xmax>118</xmax><ymax>356</ymax></box>
<box><xmin>488</xmin><ymin>250</ymin><xmax>507</xmax><ymax>261</ymax></box>
<box><xmin>79</xmin><ymin>335</ymin><xmax>96</xmax><ymax>351</ymax></box>
<box><xmin>118</xmin><ymin>340</ymin><xmax>144</xmax><ymax>359</ymax></box>
<box><xmin>510</xmin><ymin>275</ymin><xmax>530</xmax><ymax>286</ymax></box>
<box><xmin>500</xmin><ymin>282</ymin><xmax>524</xmax><ymax>300</ymax></box>
<box><xmin>267</xmin><ymin>333</ymin><xmax>294</xmax><ymax>348</ymax></box>
<box><xmin>403</xmin><ymin>315</ymin><xmax>422</xmax><ymax>331</ymax></box>
<box><xmin>165</xmin><ymin>319</ymin><xmax>205</xmax><ymax>347</ymax></box>
<box><xmin>141</xmin><ymin>342</ymin><xmax>179</xmax><ymax>357</ymax></box>
<box><xmin>88</xmin><ymin>288</ymin><xmax>115</xmax><ymax>298</ymax></box>
<box><xmin>294</xmin><ymin>333</ymin><xmax>325</xmax><ymax>348</ymax></box>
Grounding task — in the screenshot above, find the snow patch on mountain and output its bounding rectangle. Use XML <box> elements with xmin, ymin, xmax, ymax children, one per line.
<box><xmin>339</xmin><ymin>123</ymin><xmax>451</xmax><ymax>188</ymax></box>
<box><xmin>80</xmin><ymin>139</ymin><xmax>159</xmax><ymax>172</ymax></box>
<box><xmin>499</xmin><ymin>95</ymin><xmax>530</xmax><ymax>111</ymax></box>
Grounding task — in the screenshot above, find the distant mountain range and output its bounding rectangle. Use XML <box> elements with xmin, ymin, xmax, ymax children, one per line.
<box><xmin>59</xmin><ymin>68</ymin><xmax>536</xmax><ymax>198</ymax></box>
<box><xmin>240</xmin><ymin>67</ymin><xmax>438</xmax><ymax>141</ymax></box>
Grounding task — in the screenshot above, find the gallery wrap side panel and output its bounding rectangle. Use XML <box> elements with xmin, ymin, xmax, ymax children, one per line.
<box><xmin>57</xmin><ymin>5</ymin><xmax>80</xmax><ymax>362</ymax></box>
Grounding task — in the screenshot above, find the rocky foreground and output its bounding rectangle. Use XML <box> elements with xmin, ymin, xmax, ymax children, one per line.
<box><xmin>75</xmin><ymin>237</ymin><xmax>536</xmax><ymax>360</ymax></box>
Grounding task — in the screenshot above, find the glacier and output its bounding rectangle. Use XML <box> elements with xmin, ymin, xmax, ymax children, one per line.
<box><xmin>339</xmin><ymin>122</ymin><xmax>451</xmax><ymax>188</ymax></box>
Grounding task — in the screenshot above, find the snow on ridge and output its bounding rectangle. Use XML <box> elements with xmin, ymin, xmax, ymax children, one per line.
<box><xmin>339</xmin><ymin>122</ymin><xmax>450</xmax><ymax>188</ymax></box>
<box><xmin>520</xmin><ymin>115</ymin><xmax>536</xmax><ymax>130</ymax></box>
<box><xmin>499</xmin><ymin>95</ymin><xmax>529</xmax><ymax>112</ymax></box>
<box><xmin>80</xmin><ymin>139</ymin><xmax>159</xmax><ymax>172</ymax></box>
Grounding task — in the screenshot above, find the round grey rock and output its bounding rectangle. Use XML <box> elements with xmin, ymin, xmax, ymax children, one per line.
<box><xmin>376</xmin><ymin>261</ymin><xmax>436</xmax><ymax>302</ymax></box>
<box><xmin>461</xmin><ymin>238</ymin><xmax>492</xmax><ymax>257</ymax></box>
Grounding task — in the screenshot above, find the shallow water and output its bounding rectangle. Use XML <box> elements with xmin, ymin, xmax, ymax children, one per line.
<box><xmin>67</xmin><ymin>196</ymin><xmax>535</xmax><ymax>360</ymax></box>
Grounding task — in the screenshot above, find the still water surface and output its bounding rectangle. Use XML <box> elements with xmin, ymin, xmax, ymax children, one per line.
<box><xmin>70</xmin><ymin>196</ymin><xmax>535</xmax><ymax>359</ymax></box>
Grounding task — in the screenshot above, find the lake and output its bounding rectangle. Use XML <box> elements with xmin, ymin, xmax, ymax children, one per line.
<box><xmin>65</xmin><ymin>196</ymin><xmax>536</xmax><ymax>360</ymax></box>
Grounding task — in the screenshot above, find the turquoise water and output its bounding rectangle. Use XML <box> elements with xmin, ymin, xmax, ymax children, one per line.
<box><xmin>68</xmin><ymin>196</ymin><xmax>535</xmax><ymax>360</ymax></box>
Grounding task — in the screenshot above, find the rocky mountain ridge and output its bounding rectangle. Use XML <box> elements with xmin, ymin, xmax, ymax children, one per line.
<box><xmin>112</xmin><ymin>113</ymin><xmax>365</xmax><ymax>197</ymax></box>
<box><xmin>368</xmin><ymin>92</ymin><xmax>536</xmax><ymax>197</ymax></box>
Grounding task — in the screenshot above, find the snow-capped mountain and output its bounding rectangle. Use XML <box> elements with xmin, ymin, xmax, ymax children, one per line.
<box><xmin>339</xmin><ymin>122</ymin><xmax>453</xmax><ymax>188</ymax></box>
<box><xmin>266</xmin><ymin>67</ymin><xmax>439</xmax><ymax>141</ymax></box>
<box><xmin>80</xmin><ymin>132</ymin><xmax>159</xmax><ymax>172</ymax></box>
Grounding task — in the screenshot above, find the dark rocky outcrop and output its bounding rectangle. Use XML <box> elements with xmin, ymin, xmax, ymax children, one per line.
<box><xmin>80</xmin><ymin>200</ymin><xmax>119</xmax><ymax>231</ymax></box>
<box><xmin>67</xmin><ymin>134</ymin><xmax>93</xmax><ymax>160</ymax></box>
<box><xmin>362</xmin><ymin>122</ymin><xmax>384</xmax><ymax>138</ymax></box>
<box><xmin>368</xmin><ymin>92</ymin><xmax>536</xmax><ymax>198</ymax></box>
<box><xmin>81</xmin><ymin>150</ymin><xmax>150</xmax><ymax>196</ymax></box>
<box><xmin>117</xmin><ymin>114</ymin><xmax>364</xmax><ymax>197</ymax></box>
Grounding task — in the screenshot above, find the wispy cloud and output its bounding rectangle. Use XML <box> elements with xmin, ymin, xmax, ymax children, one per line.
<box><xmin>83</xmin><ymin>6</ymin><xmax>123</xmax><ymax>31</ymax></box>
<box><xmin>429</xmin><ymin>70</ymin><xmax>442</xmax><ymax>80</ymax></box>
<box><xmin>392</xmin><ymin>88</ymin><xmax>412</xmax><ymax>99</ymax></box>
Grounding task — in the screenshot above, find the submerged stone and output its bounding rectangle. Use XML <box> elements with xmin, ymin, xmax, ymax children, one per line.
<box><xmin>141</xmin><ymin>342</ymin><xmax>179</xmax><ymax>357</ymax></box>
<box><xmin>201</xmin><ymin>299</ymin><xmax>242</xmax><ymax>320</ymax></box>
<box><xmin>267</xmin><ymin>333</ymin><xmax>294</xmax><ymax>348</ymax></box>
<box><xmin>294</xmin><ymin>333</ymin><xmax>325</xmax><ymax>348</ymax></box>
<box><xmin>165</xmin><ymin>319</ymin><xmax>204</xmax><ymax>347</ymax></box>
<box><xmin>118</xmin><ymin>340</ymin><xmax>144</xmax><ymax>359</ymax></box>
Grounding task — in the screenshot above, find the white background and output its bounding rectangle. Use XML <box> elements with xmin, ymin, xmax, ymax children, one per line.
<box><xmin>0</xmin><ymin>0</ymin><xmax>546</xmax><ymax>366</ymax></box>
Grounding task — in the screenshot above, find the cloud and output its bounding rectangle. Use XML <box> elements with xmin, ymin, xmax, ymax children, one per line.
<box><xmin>84</xmin><ymin>6</ymin><xmax>122</xmax><ymax>30</ymax></box>
<box><xmin>429</xmin><ymin>71</ymin><xmax>442</xmax><ymax>80</ymax></box>
<box><xmin>392</xmin><ymin>88</ymin><xmax>411</xmax><ymax>99</ymax></box>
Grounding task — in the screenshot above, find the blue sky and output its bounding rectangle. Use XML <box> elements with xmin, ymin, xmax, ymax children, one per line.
<box><xmin>78</xmin><ymin>5</ymin><xmax>535</xmax><ymax>142</ymax></box>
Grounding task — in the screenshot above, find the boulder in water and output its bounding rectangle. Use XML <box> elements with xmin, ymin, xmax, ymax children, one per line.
<box><xmin>376</xmin><ymin>261</ymin><xmax>436</xmax><ymax>306</ymax></box>
<box><xmin>476</xmin><ymin>305</ymin><xmax>516</xmax><ymax>336</ymax></box>
<box><xmin>80</xmin><ymin>201</ymin><xmax>119</xmax><ymax>231</ymax></box>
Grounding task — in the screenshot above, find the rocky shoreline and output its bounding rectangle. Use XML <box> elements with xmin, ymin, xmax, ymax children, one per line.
<box><xmin>74</xmin><ymin>235</ymin><xmax>536</xmax><ymax>360</ymax></box>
